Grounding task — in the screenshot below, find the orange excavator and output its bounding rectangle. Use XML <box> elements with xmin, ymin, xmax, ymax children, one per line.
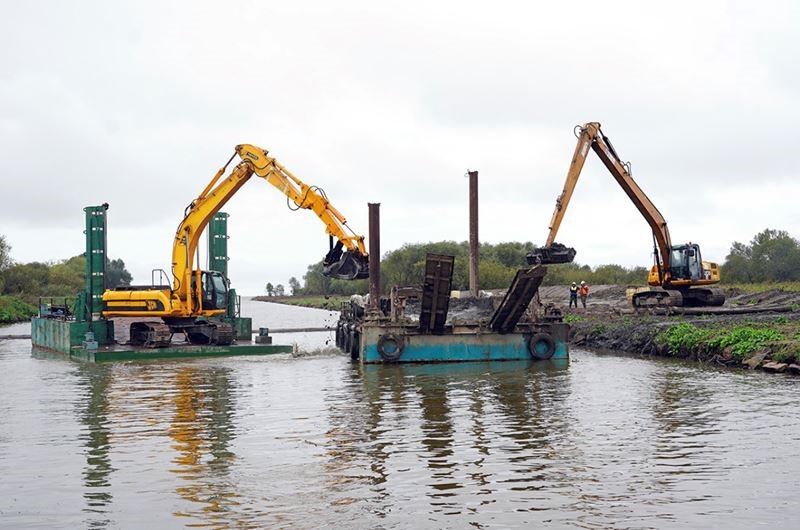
<box><xmin>528</xmin><ymin>122</ymin><xmax>724</xmax><ymax>307</ymax></box>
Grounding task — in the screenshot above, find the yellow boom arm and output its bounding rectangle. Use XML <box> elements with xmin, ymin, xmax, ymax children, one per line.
<box><xmin>171</xmin><ymin>144</ymin><xmax>368</xmax><ymax>306</ymax></box>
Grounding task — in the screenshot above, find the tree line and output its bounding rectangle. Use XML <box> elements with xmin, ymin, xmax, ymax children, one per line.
<box><xmin>293</xmin><ymin>241</ymin><xmax>649</xmax><ymax>296</ymax></box>
<box><xmin>287</xmin><ymin>228</ymin><xmax>800</xmax><ymax>296</ymax></box>
<box><xmin>0</xmin><ymin>234</ymin><xmax>132</xmax><ymax>304</ymax></box>
<box><xmin>722</xmin><ymin>229</ymin><xmax>800</xmax><ymax>283</ymax></box>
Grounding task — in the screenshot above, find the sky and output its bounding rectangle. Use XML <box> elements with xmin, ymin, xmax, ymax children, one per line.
<box><xmin>1</xmin><ymin>0</ymin><xmax>798</xmax><ymax>295</ymax></box>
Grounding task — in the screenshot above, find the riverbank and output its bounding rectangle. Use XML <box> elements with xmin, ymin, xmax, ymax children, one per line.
<box><xmin>544</xmin><ymin>285</ymin><xmax>800</xmax><ymax>374</ymax></box>
<box><xmin>0</xmin><ymin>296</ymin><xmax>37</xmax><ymax>324</ymax></box>
<box><xmin>252</xmin><ymin>294</ymin><xmax>349</xmax><ymax>310</ymax></box>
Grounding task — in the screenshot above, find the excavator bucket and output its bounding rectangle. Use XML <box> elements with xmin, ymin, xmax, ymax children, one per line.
<box><xmin>323</xmin><ymin>249</ymin><xmax>370</xmax><ymax>280</ymax></box>
<box><xmin>526</xmin><ymin>242</ymin><xmax>577</xmax><ymax>265</ymax></box>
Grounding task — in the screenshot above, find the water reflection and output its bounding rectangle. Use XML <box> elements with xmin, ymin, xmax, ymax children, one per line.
<box><xmin>75</xmin><ymin>364</ymin><xmax>115</xmax><ymax>529</ymax></box>
<box><xmin>168</xmin><ymin>366</ymin><xmax>240</xmax><ymax>524</ymax></box>
<box><xmin>323</xmin><ymin>361</ymin><xmax>577</xmax><ymax>522</ymax></box>
<box><xmin>9</xmin><ymin>336</ymin><xmax>800</xmax><ymax>528</ymax></box>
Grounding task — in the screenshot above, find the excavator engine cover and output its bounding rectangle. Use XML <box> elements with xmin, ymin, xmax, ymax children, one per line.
<box><xmin>526</xmin><ymin>243</ymin><xmax>577</xmax><ymax>265</ymax></box>
<box><xmin>324</xmin><ymin>250</ymin><xmax>370</xmax><ymax>280</ymax></box>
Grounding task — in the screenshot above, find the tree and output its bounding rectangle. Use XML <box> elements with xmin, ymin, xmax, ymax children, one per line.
<box><xmin>107</xmin><ymin>258</ymin><xmax>133</xmax><ymax>288</ymax></box>
<box><xmin>302</xmin><ymin>262</ymin><xmax>331</xmax><ymax>295</ymax></box>
<box><xmin>265</xmin><ymin>282</ymin><xmax>274</xmax><ymax>296</ymax></box>
<box><xmin>722</xmin><ymin>229</ymin><xmax>800</xmax><ymax>283</ymax></box>
<box><xmin>274</xmin><ymin>284</ymin><xmax>285</xmax><ymax>296</ymax></box>
<box><xmin>288</xmin><ymin>276</ymin><xmax>301</xmax><ymax>295</ymax></box>
<box><xmin>0</xmin><ymin>234</ymin><xmax>11</xmax><ymax>272</ymax></box>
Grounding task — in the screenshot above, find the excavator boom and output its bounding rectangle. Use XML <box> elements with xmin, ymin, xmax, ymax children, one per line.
<box><xmin>528</xmin><ymin>122</ymin><xmax>723</xmax><ymax>307</ymax></box>
<box><xmin>102</xmin><ymin>143</ymin><xmax>369</xmax><ymax>346</ymax></box>
<box><xmin>171</xmin><ymin>144</ymin><xmax>369</xmax><ymax>309</ymax></box>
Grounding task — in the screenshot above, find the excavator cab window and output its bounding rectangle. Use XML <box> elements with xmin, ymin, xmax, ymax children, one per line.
<box><xmin>669</xmin><ymin>246</ymin><xmax>690</xmax><ymax>280</ymax></box>
<box><xmin>200</xmin><ymin>271</ymin><xmax>228</xmax><ymax>310</ymax></box>
<box><xmin>670</xmin><ymin>245</ymin><xmax>702</xmax><ymax>281</ymax></box>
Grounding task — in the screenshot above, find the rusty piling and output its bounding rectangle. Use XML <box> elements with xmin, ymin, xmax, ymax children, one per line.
<box><xmin>368</xmin><ymin>203</ymin><xmax>381</xmax><ymax>310</ymax></box>
<box><xmin>468</xmin><ymin>170</ymin><xmax>479</xmax><ymax>297</ymax></box>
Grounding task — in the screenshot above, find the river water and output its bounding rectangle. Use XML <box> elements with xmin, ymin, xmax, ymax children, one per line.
<box><xmin>1</xmin><ymin>300</ymin><xmax>799</xmax><ymax>528</ymax></box>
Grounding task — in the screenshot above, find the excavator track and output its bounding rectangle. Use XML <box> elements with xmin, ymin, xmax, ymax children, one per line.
<box><xmin>130</xmin><ymin>321</ymin><xmax>173</xmax><ymax>348</ymax></box>
<box><xmin>630</xmin><ymin>287</ymin><xmax>725</xmax><ymax>308</ymax></box>
<box><xmin>185</xmin><ymin>321</ymin><xmax>235</xmax><ymax>346</ymax></box>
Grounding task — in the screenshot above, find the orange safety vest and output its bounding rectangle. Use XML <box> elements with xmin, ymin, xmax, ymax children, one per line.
<box><xmin>579</xmin><ymin>285</ymin><xmax>589</xmax><ymax>296</ymax></box>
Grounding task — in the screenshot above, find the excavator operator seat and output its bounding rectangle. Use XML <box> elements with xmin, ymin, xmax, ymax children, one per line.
<box><xmin>669</xmin><ymin>244</ymin><xmax>703</xmax><ymax>281</ymax></box>
<box><xmin>191</xmin><ymin>271</ymin><xmax>229</xmax><ymax>311</ymax></box>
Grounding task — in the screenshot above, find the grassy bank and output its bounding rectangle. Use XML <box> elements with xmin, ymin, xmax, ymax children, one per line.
<box><xmin>252</xmin><ymin>295</ymin><xmax>350</xmax><ymax>311</ymax></box>
<box><xmin>723</xmin><ymin>281</ymin><xmax>800</xmax><ymax>294</ymax></box>
<box><xmin>570</xmin><ymin>312</ymin><xmax>800</xmax><ymax>371</ymax></box>
<box><xmin>0</xmin><ymin>295</ymin><xmax>38</xmax><ymax>324</ymax></box>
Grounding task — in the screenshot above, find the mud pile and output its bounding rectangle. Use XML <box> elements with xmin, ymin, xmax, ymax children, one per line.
<box><xmin>403</xmin><ymin>295</ymin><xmax>496</xmax><ymax>324</ymax></box>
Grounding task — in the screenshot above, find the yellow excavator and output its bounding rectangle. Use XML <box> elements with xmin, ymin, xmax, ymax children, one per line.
<box><xmin>528</xmin><ymin>122</ymin><xmax>725</xmax><ymax>307</ymax></box>
<box><xmin>102</xmin><ymin>144</ymin><xmax>369</xmax><ymax>346</ymax></box>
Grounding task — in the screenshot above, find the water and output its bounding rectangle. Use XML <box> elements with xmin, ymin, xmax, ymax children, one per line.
<box><xmin>1</xmin><ymin>301</ymin><xmax>800</xmax><ymax>528</ymax></box>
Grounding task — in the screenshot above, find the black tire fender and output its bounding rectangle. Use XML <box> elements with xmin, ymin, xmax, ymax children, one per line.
<box><xmin>350</xmin><ymin>331</ymin><xmax>360</xmax><ymax>361</ymax></box>
<box><xmin>377</xmin><ymin>333</ymin><xmax>404</xmax><ymax>362</ymax></box>
<box><xmin>343</xmin><ymin>327</ymin><xmax>352</xmax><ymax>354</ymax></box>
<box><xmin>528</xmin><ymin>333</ymin><xmax>556</xmax><ymax>360</ymax></box>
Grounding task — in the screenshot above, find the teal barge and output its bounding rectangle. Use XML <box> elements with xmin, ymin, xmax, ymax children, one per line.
<box><xmin>336</xmin><ymin>254</ymin><xmax>569</xmax><ymax>364</ymax></box>
<box><xmin>359</xmin><ymin>321</ymin><xmax>569</xmax><ymax>363</ymax></box>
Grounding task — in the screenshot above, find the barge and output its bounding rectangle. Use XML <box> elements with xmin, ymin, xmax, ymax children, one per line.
<box><xmin>336</xmin><ymin>254</ymin><xmax>569</xmax><ymax>364</ymax></box>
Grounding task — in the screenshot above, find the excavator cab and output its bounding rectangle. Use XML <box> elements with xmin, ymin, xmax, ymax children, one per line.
<box><xmin>191</xmin><ymin>270</ymin><xmax>229</xmax><ymax>311</ymax></box>
<box><xmin>668</xmin><ymin>243</ymin><xmax>703</xmax><ymax>281</ymax></box>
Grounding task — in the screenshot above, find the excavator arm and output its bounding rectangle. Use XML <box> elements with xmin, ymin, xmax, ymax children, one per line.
<box><xmin>534</xmin><ymin>122</ymin><xmax>672</xmax><ymax>280</ymax></box>
<box><xmin>171</xmin><ymin>144</ymin><xmax>368</xmax><ymax>306</ymax></box>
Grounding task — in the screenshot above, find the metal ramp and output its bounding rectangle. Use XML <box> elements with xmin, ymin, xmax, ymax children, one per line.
<box><xmin>419</xmin><ymin>254</ymin><xmax>454</xmax><ymax>334</ymax></box>
<box><xmin>489</xmin><ymin>265</ymin><xmax>547</xmax><ymax>333</ymax></box>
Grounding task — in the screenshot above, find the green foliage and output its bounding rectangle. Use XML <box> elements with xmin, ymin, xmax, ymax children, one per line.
<box><xmin>288</xmin><ymin>276</ymin><xmax>301</xmax><ymax>295</ymax></box>
<box><xmin>301</xmin><ymin>261</ymin><xmax>368</xmax><ymax>296</ymax></box>
<box><xmin>298</xmin><ymin>240</ymin><xmax>652</xmax><ymax>295</ymax></box>
<box><xmin>0</xmin><ymin>253</ymin><xmax>132</xmax><ymax>303</ymax></box>
<box><xmin>541</xmin><ymin>262</ymin><xmax>649</xmax><ymax>286</ymax></box>
<box><xmin>0</xmin><ymin>295</ymin><xmax>37</xmax><ymax>323</ymax></box>
<box><xmin>709</xmin><ymin>327</ymin><xmax>783</xmax><ymax>358</ymax></box>
<box><xmin>107</xmin><ymin>258</ymin><xmax>133</xmax><ymax>288</ymax></box>
<box><xmin>656</xmin><ymin>323</ymin><xmax>711</xmax><ymax>353</ymax></box>
<box><xmin>562</xmin><ymin>314</ymin><xmax>584</xmax><ymax>324</ymax></box>
<box><xmin>656</xmin><ymin>322</ymin><xmax>784</xmax><ymax>359</ymax></box>
<box><xmin>0</xmin><ymin>235</ymin><xmax>11</xmax><ymax>273</ymax></box>
<box><xmin>722</xmin><ymin>228</ymin><xmax>800</xmax><ymax>283</ymax></box>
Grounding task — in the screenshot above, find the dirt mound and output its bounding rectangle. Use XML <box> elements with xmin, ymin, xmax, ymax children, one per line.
<box><xmin>725</xmin><ymin>289</ymin><xmax>800</xmax><ymax>308</ymax></box>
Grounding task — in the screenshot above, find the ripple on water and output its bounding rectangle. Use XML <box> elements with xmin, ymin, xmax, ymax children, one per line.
<box><xmin>1</xmin><ymin>332</ymin><xmax>800</xmax><ymax>528</ymax></box>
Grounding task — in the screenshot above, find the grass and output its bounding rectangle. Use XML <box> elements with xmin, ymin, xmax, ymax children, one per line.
<box><xmin>0</xmin><ymin>295</ymin><xmax>38</xmax><ymax>324</ymax></box>
<box><xmin>721</xmin><ymin>281</ymin><xmax>800</xmax><ymax>293</ymax></box>
<box><xmin>253</xmin><ymin>294</ymin><xmax>350</xmax><ymax>310</ymax></box>
<box><xmin>655</xmin><ymin>321</ymin><xmax>790</xmax><ymax>360</ymax></box>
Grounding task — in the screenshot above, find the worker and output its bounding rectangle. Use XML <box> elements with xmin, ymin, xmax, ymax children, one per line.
<box><xmin>569</xmin><ymin>282</ymin><xmax>578</xmax><ymax>308</ymax></box>
<box><xmin>579</xmin><ymin>280</ymin><xmax>590</xmax><ymax>308</ymax></box>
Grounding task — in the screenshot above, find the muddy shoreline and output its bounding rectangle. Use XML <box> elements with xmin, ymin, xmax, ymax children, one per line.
<box><xmin>540</xmin><ymin>285</ymin><xmax>800</xmax><ymax>375</ymax></box>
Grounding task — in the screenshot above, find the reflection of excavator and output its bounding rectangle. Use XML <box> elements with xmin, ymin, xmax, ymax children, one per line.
<box><xmin>102</xmin><ymin>144</ymin><xmax>369</xmax><ymax>346</ymax></box>
<box><xmin>527</xmin><ymin>122</ymin><xmax>724</xmax><ymax>307</ymax></box>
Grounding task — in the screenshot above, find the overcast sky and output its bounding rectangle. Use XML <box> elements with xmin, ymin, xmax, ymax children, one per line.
<box><xmin>1</xmin><ymin>1</ymin><xmax>798</xmax><ymax>294</ymax></box>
